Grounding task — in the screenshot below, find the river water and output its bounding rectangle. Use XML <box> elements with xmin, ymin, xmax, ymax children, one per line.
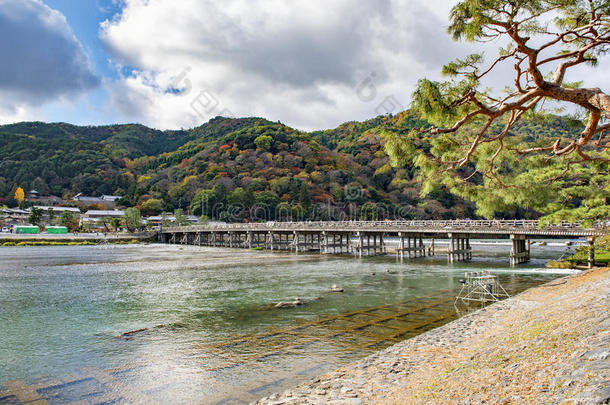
<box><xmin>0</xmin><ymin>242</ymin><xmax>576</xmax><ymax>404</ymax></box>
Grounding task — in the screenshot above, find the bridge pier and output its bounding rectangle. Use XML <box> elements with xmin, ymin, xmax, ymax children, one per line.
<box><xmin>256</xmin><ymin>232</ymin><xmax>261</xmax><ymax>248</ymax></box>
<box><xmin>355</xmin><ymin>232</ymin><xmax>385</xmax><ymax>257</ymax></box>
<box><xmin>292</xmin><ymin>232</ymin><xmax>322</xmax><ymax>252</ymax></box>
<box><xmin>509</xmin><ymin>234</ymin><xmax>530</xmax><ymax>266</ymax></box>
<box><xmin>587</xmin><ymin>236</ymin><xmax>595</xmax><ymax>269</ymax></box>
<box><xmin>266</xmin><ymin>232</ymin><xmax>272</xmax><ymax>250</ymax></box>
<box><xmin>321</xmin><ymin>232</ymin><xmax>351</xmax><ymax>254</ymax></box>
<box><xmin>447</xmin><ymin>233</ymin><xmax>472</xmax><ymax>263</ymax></box>
<box><xmin>396</xmin><ymin>232</ymin><xmax>426</xmax><ymax>260</ymax></box>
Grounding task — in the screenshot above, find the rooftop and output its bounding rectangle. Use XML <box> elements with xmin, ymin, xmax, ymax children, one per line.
<box><xmin>83</xmin><ymin>210</ymin><xmax>125</xmax><ymax>216</ymax></box>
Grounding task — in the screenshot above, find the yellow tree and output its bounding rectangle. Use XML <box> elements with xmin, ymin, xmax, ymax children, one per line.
<box><xmin>14</xmin><ymin>187</ymin><xmax>25</xmax><ymax>205</ymax></box>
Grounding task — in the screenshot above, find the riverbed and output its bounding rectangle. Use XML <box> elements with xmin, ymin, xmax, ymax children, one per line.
<box><xmin>0</xmin><ymin>242</ymin><xmax>576</xmax><ymax>404</ymax></box>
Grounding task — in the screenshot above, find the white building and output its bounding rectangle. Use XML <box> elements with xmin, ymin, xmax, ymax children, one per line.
<box><xmin>81</xmin><ymin>210</ymin><xmax>125</xmax><ymax>223</ymax></box>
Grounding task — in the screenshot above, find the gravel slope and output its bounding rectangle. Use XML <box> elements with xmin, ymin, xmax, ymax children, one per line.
<box><xmin>255</xmin><ymin>267</ymin><xmax>610</xmax><ymax>405</ymax></box>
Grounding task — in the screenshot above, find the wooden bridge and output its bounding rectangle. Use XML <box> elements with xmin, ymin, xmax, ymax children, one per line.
<box><xmin>159</xmin><ymin>220</ymin><xmax>605</xmax><ymax>267</ymax></box>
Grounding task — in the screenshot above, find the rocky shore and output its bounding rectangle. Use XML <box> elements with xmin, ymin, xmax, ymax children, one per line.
<box><xmin>255</xmin><ymin>267</ymin><xmax>609</xmax><ymax>405</ymax></box>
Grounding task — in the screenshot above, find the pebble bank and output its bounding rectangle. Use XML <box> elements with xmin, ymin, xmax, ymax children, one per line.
<box><xmin>255</xmin><ymin>267</ymin><xmax>610</xmax><ymax>405</ymax></box>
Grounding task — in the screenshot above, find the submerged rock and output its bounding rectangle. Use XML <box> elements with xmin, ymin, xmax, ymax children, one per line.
<box><xmin>330</xmin><ymin>284</ymin><xmax>344</xmax><ymax>292</ymax></box>
<box><xmin>275</xmin><ymin>297</ymin><xmax>305</xmax><ymax>308</ymax></box>
<box><xmin>116</xmin><ymin>327</ymin><xmax>149</xmax><ymax>339</ymax></box>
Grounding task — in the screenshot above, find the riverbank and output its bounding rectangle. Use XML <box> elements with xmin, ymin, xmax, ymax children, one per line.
<box><xmin>257</xmin><ymin>267</ymin><xmax>609</xmax><ymax>404</ymax></box>
<box><xmin>548</xmin><ymin>235</ymin><xmax>610</xmax><ymax>269</ymax></box>
<box><xmin>0</xmin><ymin>231</ymin><xmax>156</xmax><ymax>245</ymax></box>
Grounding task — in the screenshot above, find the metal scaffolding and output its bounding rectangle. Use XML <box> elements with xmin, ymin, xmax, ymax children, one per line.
<box><xmin>454</xmin><ymin>271</ymin><xmax>510</xmax><ymax>307</ymax></box>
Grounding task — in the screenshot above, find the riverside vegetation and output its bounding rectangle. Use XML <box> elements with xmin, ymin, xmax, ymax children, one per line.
<box><xmin>548</xmin><ymin>235</ymin><xmax>610</xmax><ymax>268</ymax></box>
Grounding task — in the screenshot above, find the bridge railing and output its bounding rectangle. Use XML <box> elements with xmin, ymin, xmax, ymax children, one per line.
<box><xmin>162</xmin><ymin>219</ymin><xmax>602</xmax><ymax>233</ymax></box>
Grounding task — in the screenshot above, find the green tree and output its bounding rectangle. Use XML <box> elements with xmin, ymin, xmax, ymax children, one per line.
<box><xmin>123</xmin><ymin>207</ymin><xmax>142</xmax><ymax>232</ymax></box>
<box><xmin>60</xmin><ymin>211</ymin><xmax>78</xmax><ymax>232</ymax></box>
<box><xmin>298</xmin><ymin>182</ymin><xmax>311</xmax><ymax>207</ymax></box>
<box><xmin>253</xmin><ymin>191</ymin><xmax>280</xmax><ymax>220</ymax></box>
<box><xmin>28</xmin><ymin>207</ymin><xmax>43</xmax><ymax>226</ymax></box>
<box><xmin>110</xmin><ymin>217</ymin><xmax>122</xmax><ymax>232</ymax></box>
<box><xmin>383</xmin><ymin>0</ymin><xmax>610</xmax><ymax>223</ymax></box>
<box><xmin>227</xmin><ymin>187</ymin><xmax>248</xmax><ymax>207</ymax></box>
<box><xmin>173</xmin><ymin>208</ymin><xmax>189</xmax><ymax>226</ymax></box>
<box><xmin>254</xmin><ymin>135</ymin><xmax>273</xmax><ymax>151</ymax></box>
<box><xmin>141</xmin><ymin>198</ymin><xmax>164</xmax><ymax>215</ymax></box>
<box><xmin>190</xmin><ymin>189</ymin><xmax>216</xmax><ymax>217</ymax></box>
<box><xmin>161</xmin><ymin>212</ymin><xmax>172</xmax><ymax>228</ymax></box>
<box><xmin>97</xmin><ymin>216</ymin><xmax>111</xmax><ymax>232</ymax></box>
<box><xmin>47</xmin><ymin>208</ymin><xmax>55</xmax><ymax>225</ymax></box>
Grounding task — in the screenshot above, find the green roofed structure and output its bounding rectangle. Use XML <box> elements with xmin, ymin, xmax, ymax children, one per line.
<box><xmin>15</xmin><ymin>226</ymin><xmax>40</xmax><ymax>234</ymax></box>
<box><xmin>47</xmin><ymin>226</ymin><xmax>68</xmax><ymax>234</ymax></box>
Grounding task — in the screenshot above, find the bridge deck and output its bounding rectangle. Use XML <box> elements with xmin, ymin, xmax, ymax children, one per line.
<box><xmin>161</xmin><ymin>220</ymin><xmax>604</xmax><ymax>238</ymax></box>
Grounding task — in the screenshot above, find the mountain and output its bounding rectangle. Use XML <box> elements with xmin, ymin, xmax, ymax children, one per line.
<box><xmin>0</xmin><ymin>112</ymin><xmax>584</xmax><ymax>221</ymax></box>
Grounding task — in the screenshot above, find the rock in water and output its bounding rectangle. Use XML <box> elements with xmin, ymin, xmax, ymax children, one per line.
<box><xmin>116</xmin><ymin>327</ymin><xmax>149</xmax><ymax>339</ymax></box>
<box><xmin>330</xmin><ymin>284</ymin><xmax>344</xmax><ymax>292</ymax></box>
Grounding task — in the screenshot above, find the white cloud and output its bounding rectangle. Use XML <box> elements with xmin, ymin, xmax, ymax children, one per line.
<box><xmin>99</xmin><ymin>0</ymin><xmax>472</xmax><ymax>130</ymax></box>
<box><xmin>100</xmin><ymin>0</ymin><xmax>609</xmax><ymax>131</ymax></box>
<box><xmin>0</xmin><ymin>0</ymin><xmax>99</xmax><ymax>124</ymax></box>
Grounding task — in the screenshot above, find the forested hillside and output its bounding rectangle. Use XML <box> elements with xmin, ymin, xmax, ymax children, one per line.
<box><xmin>0</xmin><ymin>112</ymin><xmax>584</xmax><ymax>221</ymax></box>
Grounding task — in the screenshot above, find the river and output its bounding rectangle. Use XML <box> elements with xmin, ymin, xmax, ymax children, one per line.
<box><xmin>0</xmin><ymin>242</ymin><xmax>576</xmax><ymax>404</ymax></box>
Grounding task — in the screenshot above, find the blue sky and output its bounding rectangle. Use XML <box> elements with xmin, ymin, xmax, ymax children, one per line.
<box><xmin>0</xmin><ymin>0</ymin><xmax>607</xmax><ymax>131</ymax></box>
<box><xmin>33</xmin><ymin>0</ymin><xmax>123</xmax><ymax>125</ymax></box>
<box><xmin>44</xmin><ymin>0</ymin><xmax>121</xmax><ymax>79</ymax></box>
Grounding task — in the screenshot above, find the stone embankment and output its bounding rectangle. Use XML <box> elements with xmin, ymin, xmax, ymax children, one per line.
<box><xmin>256</xmin><ymin>267</ymin><xmax>609</xmax><ymax>405</ymax></box>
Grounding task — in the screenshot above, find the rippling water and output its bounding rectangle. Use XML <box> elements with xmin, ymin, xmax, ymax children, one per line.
<box><xmin>0</xmin><ymin>242</ymin><xmax>575</xmax><ymax>404</ymax></box>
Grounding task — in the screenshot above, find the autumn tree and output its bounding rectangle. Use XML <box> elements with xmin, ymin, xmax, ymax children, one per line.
<box><xmin>384</xmin><ymin>0</ymin><xmax>609</xmax><ymax>223</ymax></box>
<box><xmin>14</xmin><ymin>187</ymin><xmax>24</xmax><ymax>206</ymax></box>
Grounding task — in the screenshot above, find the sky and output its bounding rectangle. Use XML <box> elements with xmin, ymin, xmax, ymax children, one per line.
<box><xmin>0</xmin><ymin>0</ymin><xmax>608</xmax><ymax>132</ymax></box>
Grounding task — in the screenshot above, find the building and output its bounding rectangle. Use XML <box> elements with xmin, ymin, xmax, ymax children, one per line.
<box><xmin>73</xmin><ymin>193</ymin><xmax>121</xmax><ymax>209</ymax></box>
<box><xmin>73</xmin><ymin>193</ymin><xmax>104</xmax><ymax>204</ymax></box>
<box><xmin>1</xmin><ymin>208</ymin><xmax>29</xmax><ymax>225</ymax></box>
<box><xmin>81</xmin><ymin>210</ymin><xmax>125</xmax><ymax>224</ymax></box>
<box><xmin>33</xmin><ymin>206</ymin><xmax>81</xmax><ymax>218</ymax></box>
<box><xmin>145</xmin><ymin>214</ymin><xmax>201</xmax><ymax>226</ymax></box>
